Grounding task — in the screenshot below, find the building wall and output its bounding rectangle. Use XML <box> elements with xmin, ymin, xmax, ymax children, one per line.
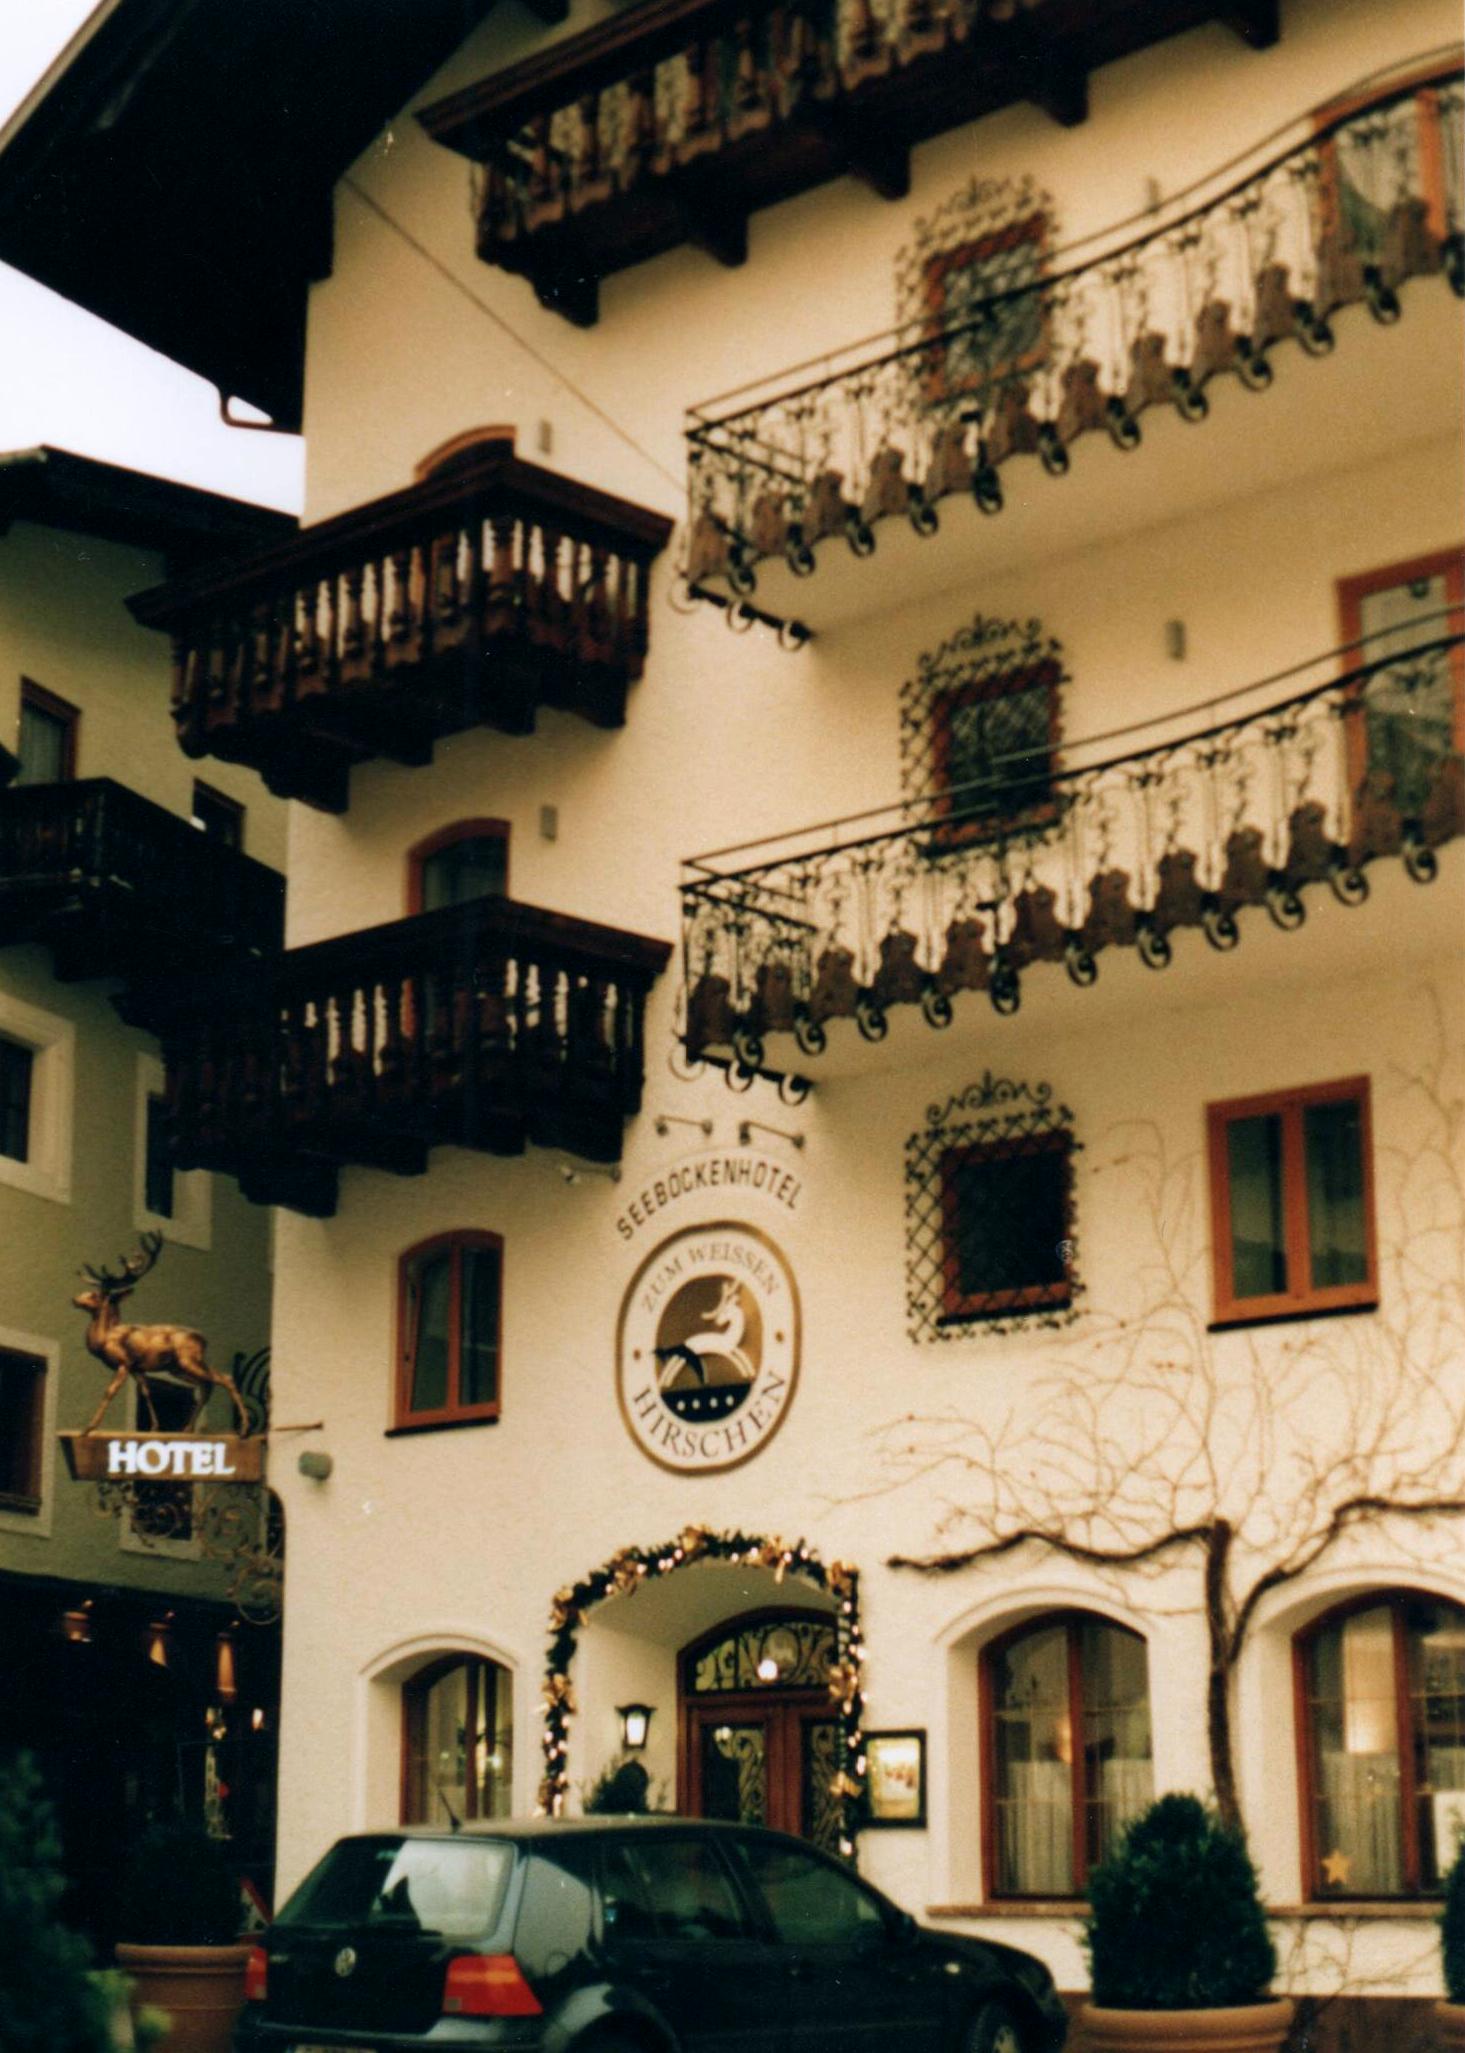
<box><xmin>263</xmin><ymin>0</ymin><xmax>1465</xmax><ymax>2006</ymax></box>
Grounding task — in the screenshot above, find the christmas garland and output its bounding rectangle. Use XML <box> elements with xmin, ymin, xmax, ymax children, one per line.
<box><xmin>540</xmin><ymin>1525</ymin><xmax>867</xmax><ymax>1857</ymax></box>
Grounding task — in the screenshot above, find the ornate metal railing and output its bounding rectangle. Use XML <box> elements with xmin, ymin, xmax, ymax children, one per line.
<box><xmin>684</xmin><ymin>63</ymin><xmax>1464</xmax><ymax>591</ymax></box>
<box><xmin>681</xmin><ymin>626</ymin><xmax>1465</xmax><ymax>1055</ymax></box>
<box><xmin>144</xmin><ymin>897</ymin><xmax>672</xmax><ymax>1215</ymax></box>
<box><xmin>128</xmin><ymin>438</ymin><xmax>675</xmax><ymax>812</ymax></box>
<box><xmin>0</xmin><ymin>777</ymin><xmax>285</xmax><ymax>976</ymax></box>
<box><xmin>418</xmin><ymin>0</ymin><xmax>1276</xmax><ymax>325</ymax></box>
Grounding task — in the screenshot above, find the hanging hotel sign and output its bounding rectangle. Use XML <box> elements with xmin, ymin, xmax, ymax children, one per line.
<box><xmin>60</xmin><ymin>1430</ymin><xmax>264</xmax><ymax>1482</ymax></box>
<box><xmin>617</xmin><ymin>1220</ymin><xmax>800</xmax><ymax>1474</ymax></box>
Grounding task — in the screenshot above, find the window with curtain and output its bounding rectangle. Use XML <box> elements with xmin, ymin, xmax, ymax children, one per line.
<box><xmin>985</xmin><ymin>1615</ymin><xmax>1152</xmax><ymax>1898</ymax></box>
<box><xmin>402</xmin><ymin>1653</ymin><xmax>513</xmax><ymax>1825</ymax></box>
<box><xmin>396</xmin><ymin>1233</ymin><xmax>502</xmax><ymax>1429</ymax></box>
<box><xmin>1337</xmin><ymin>549</ymin><xmax>1464</xmax><ymax>826</ymax></box>
<box><xmin>1207</xmin><ymin>1077</ymin><xmax>1377</xmax><ymax>1325</ymax></box>
<box><xmin>1300</xmin><ymin>1595</ymin><xmax>1465</xmax><ymax>1897</ymax></box>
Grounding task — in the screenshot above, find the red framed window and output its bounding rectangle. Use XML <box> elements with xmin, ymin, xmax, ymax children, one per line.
<box><xmin>922</xmin><ymin>209</ymin><xmax>1050</xmax><ymax>405</ymax></box>
<box><xmin>939</xmin><ymin>1130</ymin><xmax>1073</xmax><ymax>1323</ymax></box>
<box><xmin>401</xmin><ymin>1652</ymin><xmax>513</xmax><ymax>1823</ymax></box>
<box><xmin>931</xmin><ymin>655</ymin><xmax>1063</xmax><ymax>840</ymax></box>
<box><xmin>0</xmin><ymin>1346</ymin><xmax>46</xmax><ymax>1513</ymax></box>
<box><xmin>406</xmin><ymin>820</ymin><xmax>510</xmax><ymax>916</ymax></box>
<box><xmin>1337</xmin><ymin>548</ymin><xmax>1465</xmax><ymax>812</ymax></box>
<box><xmin>395</xmin><ymin>1232</ymin><xmax>502</xmax><ymax>1431</ymax></box>
<box><xmin>1296</xmin><ymin>1593</ymin><xmax>1465</xmax><ymax>1899</ymax></box>
<box><xmin>1207</xmin><ymin>1077</ymin><xmax>1377</xmax><ymax>1327</ymax></box>
<box><xmin>982</xmin><ymin>1614</ymin><xmax>1153</xmax><ymax>1900</ymax></box>
<box><xmin>16</xmin><ymin>680</ymin><xmax>78</xmax><ymax>785</ymax></box>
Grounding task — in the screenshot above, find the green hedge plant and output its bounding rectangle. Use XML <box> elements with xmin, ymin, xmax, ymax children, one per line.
<box><xmin>0</xmin><ymin>1750</ymin><xmax>111</xmax><ymax>2053</ymax></box>
<box><xmin>116</xmin><ymin>1822</ymin><xmax>241</xmax><ymax>1948</ymax></box>
<box><xmin>1442</xmin><ymin>1836</ymin><xmax>1465</xmax><ymax>2003</ymax></box>
<box><xmin>1085</xmin><ymin>1793</ymin><xmax>1277</xmax><ymax>2011</ymax></box>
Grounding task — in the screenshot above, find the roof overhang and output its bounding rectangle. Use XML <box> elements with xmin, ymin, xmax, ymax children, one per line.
<box><xmin>0</xmin><ymin>445</ymin><xmax>294</xmax><ymax>570</ymax></box>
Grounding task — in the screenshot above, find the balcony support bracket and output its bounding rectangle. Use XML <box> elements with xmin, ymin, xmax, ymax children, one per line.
<box><xmin>1219</xmin><ymin>0</ymin><xmax>1281</xmax><ymax>51</ymax></box>
<box><xmin>531</xmin><ymin>263</ymin><xmax>601</xmax><ymax>328</ymax></box>
<box><xmin>1023</xmin><ymin>35</ymin><xmax>1090</xmax><ymax>131</ymax></box>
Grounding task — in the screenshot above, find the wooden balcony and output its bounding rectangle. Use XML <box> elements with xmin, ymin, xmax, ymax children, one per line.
<box><xmin>0</xmin><ymin>778</ymin><xmax>285</xmax><ymax>981</ymax></box>
<box><xmin>137</xmin><ymin>897</ymin><xmax>672</xmax><ymax>1216</ymax></box>
<box><xmin>418</xmin><ymin>0</ymin><xmax>1277</xmax><ymax>326</ymax></box>
<box><xmin>127</xmin><ymin>439</ymin><xmax>675</xmax><ymax>812</ymax></box>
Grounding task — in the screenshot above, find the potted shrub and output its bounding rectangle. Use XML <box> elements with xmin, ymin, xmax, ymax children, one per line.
<box><xmin>1081</xmin><ymin>1793</ymin><xmax>1293</xmax><ymax>2051</ymax></box>
<box><xmin>114</xmin><ymin>1822</ymin><xmax>249</xmax><ymax>2053</ymax></box>
<box><xmin>0</xmin><ymin>1750</ymin><xmax>111</xmax><ymax>2053</ymax></box>
<box><xmin>1439</xmin><ymin>1837</ymin><xmax>1465</xmax><ymax>2048</ymax></box>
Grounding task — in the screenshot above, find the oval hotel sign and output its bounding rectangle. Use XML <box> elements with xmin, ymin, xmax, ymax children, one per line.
<box><xmin>616</xmin><ymin>1221</ymin><xmax>799</xmax><ymax>1474</ymax></box>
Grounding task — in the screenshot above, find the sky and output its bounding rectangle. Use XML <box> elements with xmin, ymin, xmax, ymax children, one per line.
<box><xmin>0</xmin><ymin>1</ymin><xmax>303</xmax><ymax>512</ymax></box>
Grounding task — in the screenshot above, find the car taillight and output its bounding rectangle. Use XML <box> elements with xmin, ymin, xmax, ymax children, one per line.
<box><xmin>243</xmin><ymin>1947</ymin><xmax>268</xmax><ymax>2003</ymax></box>
<box><xmin>442</xmin><ymin>1954</ymin><xmax>543</xmax><ymax>2018</ymax></box>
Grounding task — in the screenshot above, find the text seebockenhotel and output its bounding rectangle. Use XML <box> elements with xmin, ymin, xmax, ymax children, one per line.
<box><xmin>616</xmin><ymin>1154</ymin><xmax>802</xmax><ymax>1240</ymax></box>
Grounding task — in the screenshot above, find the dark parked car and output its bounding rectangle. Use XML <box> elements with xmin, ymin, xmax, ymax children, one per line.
<box><xmin>238</xmin><ymin>1816</ymin><xmax>1066</xmax><ymax>2053</ymax></box>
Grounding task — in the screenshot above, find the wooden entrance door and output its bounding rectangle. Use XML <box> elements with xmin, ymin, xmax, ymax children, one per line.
<box><xmin>678</xmin><ymin>1610</ymin><xmax>841</xmax><ymax>1853</ymax></box>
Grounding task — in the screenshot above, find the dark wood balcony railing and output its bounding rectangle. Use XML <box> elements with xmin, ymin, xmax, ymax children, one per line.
<box><xmin>128</xmin><ymin>438</ymin><xmax>675</xmax><ymax>812</ymax></box>
<box><xmin>139</xmin><ymin>897</ymin><xmax>672</xmax><ymax>1216</ymax></box>
<box><xmin>683</xmin><ymin>66</ymin><xmax>1464</xmax><ymax>598</ymax></box>
<box><xmin>681</xmin><ymin>625</ymin><xmax>1465</xmax><ymax>1061</ymax></box>
<box><xmin>0</xmin><ymin>778</ymin><xmax>285</xmax><ymax>981</ymax></box>
<box><xmin>419</xmin><ymin>0</ymin><xmax>1278</xmax><ymax>326</ymax></box>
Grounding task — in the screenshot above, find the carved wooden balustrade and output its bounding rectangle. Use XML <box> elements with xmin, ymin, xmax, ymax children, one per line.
<box><xmin>141</xmin><ymin>897</ymin><xmax>672</xmax><ymax>1215</ymax></box>
<box><xmin>683</xmin><ymin>65</ymin><xmax>1464</xmax><ymax>596</ymax></box>
<box><xmin>418</xmin><ymin>0</ymin><xmax>1279</xmax><ymax>325</ymax></box>
<box><xmin>128</xmin><ymin>439</ymin><xmax>675</xmax><ymax>812</ymax></box>
<box><xmin>0</xmin><ymin>777</ymin><xmax>284</xmax><ymax>980</ymax></box>
<box><xmin>681</xmin><ymin>626</ymin><xmax>1465</xmax><ymax>1061</ymax></box>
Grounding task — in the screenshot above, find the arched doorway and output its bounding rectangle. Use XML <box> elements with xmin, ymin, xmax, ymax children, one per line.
<box><xmin>679</xmin><ymin>1609</ymin><xmax>841</xmax><ymax>1852</ymax></box>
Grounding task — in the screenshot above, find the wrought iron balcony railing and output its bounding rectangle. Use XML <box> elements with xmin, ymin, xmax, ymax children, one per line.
<box><xmin>128</xmin><ymin>438</ymin><xmax>675</xmax><ymax>813</ymax></box>
<box><xmin>0</xmin><ymin>778</ymin><xmax>285</xmax><ymax>980</ymax></box>
<box><xmin>139</xmin><ymin>897</ymin><xmax>672</xmax><ymax>1216</ymax></box>
<box><xmin>418</xmin><ymin>0</ymin><xmax>1278</xmax><ymax>326</ymax></box>
<box><xmin>681</xmin><ymin>625</ymin><xmax>1465</xmax><ymax>1060</ymax></box>
<box><xmin>683</xmin><ymin>64</ymin><xmax>1464</xmax><ymax>597</ymax></box>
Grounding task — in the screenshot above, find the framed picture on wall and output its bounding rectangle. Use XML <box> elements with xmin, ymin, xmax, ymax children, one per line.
<box><xmin>865</xmin><ymin>1729</ymin><xmax>927</xmax><ymax>1827</ymax></box>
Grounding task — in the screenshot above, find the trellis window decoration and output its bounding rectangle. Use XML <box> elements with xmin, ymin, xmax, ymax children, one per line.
<box><xmin>899</xmin><ymin>612</ymin><xmax>1067</xmax><ymax>836</ymax></box>
<box><xmin>539</xmin><ymin>1527</ymin><xmax>867</xmax><ymax>1858</ymax></box>
<box><xmin>898</xmin><ymin>173</ymin><xmax>1055</xmax><ymax>413</ymax></box>
<box><xmin>906</xmin><ymin>1074</ymin><xmax>1080</xmax><ymax>1343</ymax></box>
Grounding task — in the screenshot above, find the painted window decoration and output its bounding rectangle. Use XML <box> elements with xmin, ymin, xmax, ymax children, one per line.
<box><xmin>402</xmin><ymin>1653</ymin><xmax>513</xmax><ymax>1825</ymax></box>
<box><xmin>0</xmin><ymin>1347</ymin><xmax>46</xmax><ymax>1514</ymax></box>
<box><xmin>896</xmin><ymin>174</ymin><xmax>1054</xmax><ymax>408</ymax></box>
<box><xmin>408</xmin><ymin>821</ymin><xmax>510</xmax><ymax>915</ymax></box>
<box><xmin>985</xmin><ymin>1615</ymin><xmax>1153</xmax><ymax>1900</ymax></box>
<box><xmin>396</xmin><ymin>1232</ymin><xmax>502</xmax><ymax>1429</ymax></box>
<box><xmin>1299</xmin><ymin>1595</ymin><xmax>1465</xmax><ymax>1899</ymax></box>
<box><xmin>899</xmin><ymin>614</ymin><xmax>1066</xmax><ymax>840</ymax></box>
<box><xmin>1207</xmin><ymin>1078</ymin><xmax>1377</xmax><ymax>1326</ymax></box>
<box><xmin>15</xmin><ymin>680</ymin><xmax>78</xmax><ymax>786</ymax></box>
<box><xmin>905</xmin><ymin>1074</ymin><xmax>1079</xmax><ymax>1343</ymax></box>
<box><xmin>0</xmin><ymin>1035</ymin><xmax>34</xmax><ymax>1163</ymax></box>
<box><xmin>1338</xmin><ymin>549</ymin><xmax>1464</xmax><ymax>840</ymax></box>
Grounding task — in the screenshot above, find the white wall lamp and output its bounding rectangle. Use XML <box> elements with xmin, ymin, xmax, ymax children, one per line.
<box><xmin>617</xmin><ymin>1703</ymin><xmax>655</xmax><ymax>1752</ymax></box>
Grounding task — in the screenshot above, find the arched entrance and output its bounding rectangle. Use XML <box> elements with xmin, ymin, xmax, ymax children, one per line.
<box><xmin>679</xmin><ymin>1608</ymin><xmax>841</xmax><ymax>1852</ymax></box>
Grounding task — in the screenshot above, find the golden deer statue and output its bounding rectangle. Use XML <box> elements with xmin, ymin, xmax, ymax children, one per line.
<box><xmin>74</xmin><ymin>1232</ymin><xmax>250</xmax><ymax>1435</ymax></box>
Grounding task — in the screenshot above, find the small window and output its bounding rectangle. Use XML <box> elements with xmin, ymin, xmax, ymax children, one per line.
<box><xmin>0</xmin><ymin>1347</ymin><xmax>46</xmax><ymax>1513</ymax></box>
<box><xmin>191</xmin><ymin>781</ymin><xmax>245</xmax><ymax>851</ymax></box>
<box><xmin>143</xmin><ymin>1095</ymin><xmax>174</xmax><ymax>1219</ymax></box>
<box><xmin>1298</xmin><ymin>1594</ymin><xmax>1465</xmax><ymax>1898</ymax></box>
<box><xmin>985</xmin><ymin>1615</ymin><xmax>1153</xmax><ymax>1900</ymax></box>
<box><xmin>15</xmin><ymin>681</ymin><xmax>78</xmax><ymax>785</ymax></box>
<box><xmin>934</xmin><ymin>659</ymin><xmax>1061</xmax><ymax>834</ymax></box>
<box><xmin>922</xmin><ymin>209</ymin><xmax>1050</xmax><ymax>404</ymax></box>
<box><xmin>0</xmin><ymin>1036</ymin><xmax>34</xmax><ymax>1163</ymax></box>
<box><xmin>940</xmin><ymin>1132</ymin><xmax>1073</xmax><ymax>1322</ymax></box>
<box><xmin>401</xmin><ymin>1653</ymin><xmax>513</xmax><ymax>1824</ymax></box>
<box><xmin>1337</xmin><ymin>549</ymin><xmax>1464</xmax><ymax>823</ymax></box>
<box><xmin>1207</xmin><ymin>1078</ymin><xmax>1376</xmax><ymax>1325</ymax></box>
<box><xmin>408</xmin><ymin>822</ymin><xmax>509</xmax><ymax>915</ymax></box>
<box><xmin>395</xmin><ymin>1232</ymin><xmax>502</xmax><ymax>1430</ymax></box>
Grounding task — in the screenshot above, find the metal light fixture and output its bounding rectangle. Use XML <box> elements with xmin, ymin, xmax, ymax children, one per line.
<box><xmin>617</xmin><ymin>1703</ymin><xmax>655</xmax><ymax>1752</ymax></box>
<box><xmin>215</xmin><ymin>1630</ymin><xmax>238</xmax><ymax>1704</ymax></box>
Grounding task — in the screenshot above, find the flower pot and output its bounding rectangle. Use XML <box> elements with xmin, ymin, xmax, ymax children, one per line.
<box><xmin>1080</xmin><ymin>1998</ymin><xmax>1294</xmax><ymax>2053</ymax></box>
<box><xmin>1436</xmin><ymin>2001</ymin><xmax>1465</xmax><ymax>2050</ymax></box>
<box><xmin>115</xmin><ymin>1942</ymin><xmax>252</xmax><ymax>2053</ymax></box>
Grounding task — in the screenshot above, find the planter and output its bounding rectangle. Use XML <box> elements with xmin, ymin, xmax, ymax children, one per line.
<box><xmin>1437</xmin><ymin>2001</ymin><xmax>1465</xmax><ymax>2049</ymax></box>
<box><xmin>1080</xmin><ymin>1999</ymin><xmax>1294</xmax><ymax>2053</ymax></box>
<box><xmin>115</xmin><ymin>1942</ymin><xmax>251</xmax><ymax>2053</ymax></box>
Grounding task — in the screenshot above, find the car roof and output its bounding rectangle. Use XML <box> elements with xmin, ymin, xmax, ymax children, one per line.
<box><xmin>339</xmin><ymin>1816</ymin><xmax>789</xmax><ymax>1845</ymax></box>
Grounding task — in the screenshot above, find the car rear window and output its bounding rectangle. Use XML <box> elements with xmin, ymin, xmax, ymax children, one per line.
<box><xmin>276</xmin><ymin>1837</ymin><xmax>514</xmax><ymax>1940</ymax></box>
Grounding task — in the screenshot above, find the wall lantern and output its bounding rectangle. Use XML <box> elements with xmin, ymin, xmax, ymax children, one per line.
<box><xmin>147</xmin><ymin>1614</ymin><xmax>175</xmax><ymax>1670</ymax></box>
<box><xmin>60</xmin><ymin>1602</ymin><xmax>93</xmax><ymax>1645</ymax></box>
<box><xmin>215</xmin><ymin>1630</ymin><xmax>239</xmax><ymax>1704</ymax></box>
<box><xmin>617</xmin><ymin>1703</ymin><xmax>655</xmax><ymax>1752</ymax></box>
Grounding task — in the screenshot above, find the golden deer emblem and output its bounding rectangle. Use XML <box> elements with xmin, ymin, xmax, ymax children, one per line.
<box><xmin>74</xmin><ymin>1232</ymin><xmax>250</xmax><ymax>1435</ymax></box>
